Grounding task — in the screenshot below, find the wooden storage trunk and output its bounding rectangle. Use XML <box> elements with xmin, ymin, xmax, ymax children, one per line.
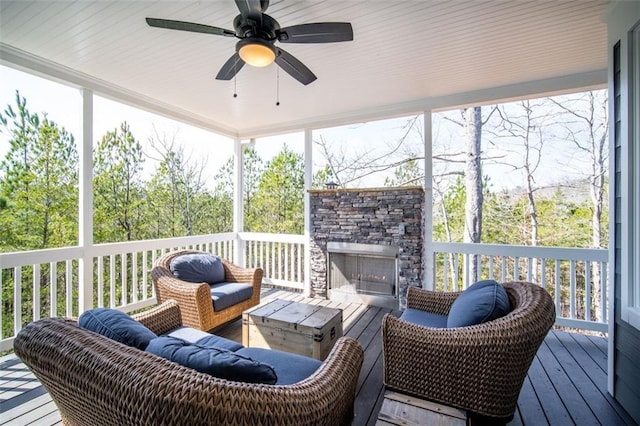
<box><xmin>242</xmin><ymin>299</ymin><xmax>343</xmax><ymax>361</ymax></box>
<box><xmin>377</xmin><ymin>391</ymin><xmax>468</xmax><ymax>425</ymax></box>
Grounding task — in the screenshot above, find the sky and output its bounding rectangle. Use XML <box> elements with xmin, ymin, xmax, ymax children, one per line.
<box><xmin>0</xmin><ymin>64</ymin><xmax>296</xmax><ymax>189</ymax></box>
<box><xmin>1</xmin><ymin>64</ymin><xmax>605</xmax><ymax>192</ymax></box>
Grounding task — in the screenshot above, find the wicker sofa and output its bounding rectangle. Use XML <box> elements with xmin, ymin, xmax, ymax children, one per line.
<box><xmin>14</xmin><ymin>300</ymin><xmax>364</xmax><ymax>426</ymax></box>
<box><xmin>382</xmin><ymin>281</ymin><xmax>555</xmax><ymax>422</ymax></box>
<box><xmin>152</xmin><ymin>249</ymin><xmax>263</xmax><ymax>331</ymax></box>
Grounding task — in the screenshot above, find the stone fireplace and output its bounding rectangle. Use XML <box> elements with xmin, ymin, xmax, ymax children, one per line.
<box><xmin>309</xmin><ymin>187</ymin><xmax>424</xmax><ymax>308</ymax></box>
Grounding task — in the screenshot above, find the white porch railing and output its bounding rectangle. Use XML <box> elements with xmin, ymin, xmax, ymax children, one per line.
<box><xmin>0</xmin><ymin>232</ymin><xmax>304</xmax><ymax>352</ymax></box>
<box><xmin>239</xmin><ymin>232</ymin><xmax>305</xmax><ymax>290</ymax></box>
<box><xmin>432</xmin><ymin>242</ymin><xmax>609</xmax><ymax>332</ymax></box>
<box><xmin>1</xmin><ymin>236</ymin><xmax>609</xmax><ymax>351</ymax></box>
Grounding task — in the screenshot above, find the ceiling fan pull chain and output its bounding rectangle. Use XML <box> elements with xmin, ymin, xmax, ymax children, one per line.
<box><xmin>276</xmin><ymin>65</ymin><xmax>280</xmax><ymax>106</ymax></box>
<box><xmin>233</xmin><ymin>73</ymin><xmax>238</xmax><ymax>98</ymax></box>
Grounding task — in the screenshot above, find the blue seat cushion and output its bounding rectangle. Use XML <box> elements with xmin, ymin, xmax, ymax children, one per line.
<box><xmin>146</xmin><ymin>336</ymin><xmax>277</xmax><ymax>384</ymax></box>
<box><xmin>237</xmin><ymin>347</ymin><xmax>322</xmax><ymax>385</ymax></box>
<box><xmin>163</xmin><ymin>326</ymin><xmax>243</xmax><ymax>352</ymax></box>
<box><xmin>447</xmin><ymin>279</ymin><xmax>511</xmax><ymax>328</ymax></box>
<box><xmin>170</xmin><ymin>253</ymin><xmax>225</xmax><ymax>284</ymax></box>
<box><xmin>78</xmin><ymin>308</ymin><xmax>157</xmax><ymax>350</ymax></box>
<box><xmin>209</xmin><ymin>282</ymin><xmax>253</xmax><ymax>311</ymax></box>
<box><xmin>400</xmin><ymin>308</ymin><xmax>448</xmax><ymax>328</ymax></box>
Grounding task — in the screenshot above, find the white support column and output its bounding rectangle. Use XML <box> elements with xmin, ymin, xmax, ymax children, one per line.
<box><xmin>303</xmin><ymin>129</ymin><xmax>313</xmax><ymax>297</ymax></box>
<box><xmin>78</xmin><ymin>88</ymin><xmax>94</xmax><ymax>312</ymax></box>
<box><xmin>423</xmin><ymin>110</ymin><xmax>434</xmax><ymax>290</ymax></box>
<box><xmin>233</xmin><ymin>138</ymin><xmax>245</xmax><ymax>266</ymax></box>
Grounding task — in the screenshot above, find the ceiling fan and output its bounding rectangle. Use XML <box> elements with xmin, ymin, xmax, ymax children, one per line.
<box><xmin>146</xmin><ymin>0</ymin><xmax>353</xmax><ymax>85</ymax></box>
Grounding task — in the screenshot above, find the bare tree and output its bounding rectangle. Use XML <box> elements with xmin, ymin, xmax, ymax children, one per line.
<box><xmin>493</xmin><ymin>100</ymin><xmax>552</xmax><ymax>281</ymax></box>
<box><xmin>443</xmin><ymin>106</ymin><xmax>497</xmax><ymax>281</ymax></box>
<box><xmin>313</xmin><ymin>116</ymin><xmax>423</xmax><ymax>187</ymax></box>
<box><xmin>550</xmin><ymin>90</ymin><xmax>608</xmax><ymax>320</ymax></box>
<box><xmin>147</xmin><ymin>127</ymin><xmax>209</xmax><ymax>236</ymax></box>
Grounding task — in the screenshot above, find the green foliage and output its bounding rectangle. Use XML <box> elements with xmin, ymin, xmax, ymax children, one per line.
<box><xmin>0</xmin><ymin>92</ymin><xmax>79</xmax><ymax>337</ymax></box>
<box><xmin>384</xmin><ymin>158</ymin><xmax>423</xmax><ymax>187</ymax></box>
<box><xmin>0</xmin><ymin>91</ymin><xmax>78</xmax><ymax>251</ymax></box>
<box><xmin>312</xmin><ymin>164</ymin><xmax>335</xmax><ymax>189</ymax></box>
<box><xmin>248</xmin><ymin>144</ymin><xmax>304</xmax><ymax>233</ymax></box>
<box><xmin>93</xmin><ymin>122</ymin><xmax>145</xmax><ymax>242</ymax></box>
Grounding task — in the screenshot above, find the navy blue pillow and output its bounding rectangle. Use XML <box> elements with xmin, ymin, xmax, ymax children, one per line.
<box><xmin>146</xmin><ymin>336</ymin><xmax>277</xmax><ymax>384</ymax></box>
<box><xmin>78</xmin><ymin>308</ymin><xmax>157</xmax><ymax>350</ymax></box>
<box><xmin>170</xmin><ymin>253</ymin><xmax>225</xmax><ymax>284</ymax></box>
<box><xmin>447</xmin><ymin>280</ymin><xmax>511</xmax><ymax>328</ymax></box>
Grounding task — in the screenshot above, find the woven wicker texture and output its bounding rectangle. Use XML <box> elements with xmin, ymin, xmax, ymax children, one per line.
<box><xmin>382</xmin><ymin>281</ymin><xmax>555</xmax><ymax>420</ymax></box>
<box><xmin>152</xmin><ymin>249</ymin><xmax>263</xmax><ymax>331</ymax></box>
<box><xmin>14</xmin><ymin>302</ymin><xmax>364</xmax><ymax>426</ymax></box>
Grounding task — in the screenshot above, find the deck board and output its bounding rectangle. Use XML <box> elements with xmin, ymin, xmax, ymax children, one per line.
<box><xmin>0</xmin><ymin>289</ymin><xmax>635</xmax><ymax>426</ymax></box>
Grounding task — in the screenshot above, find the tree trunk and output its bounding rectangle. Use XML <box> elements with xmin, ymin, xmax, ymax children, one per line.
<box><xmin>464</xmin><ymin>107</ymin><xmax>483</xmax><ymax>283</ymax></box>
<box><xmin>589</xmin><ymin>93</ymin><xmax>607</xmax><ymax>322</ymax></box>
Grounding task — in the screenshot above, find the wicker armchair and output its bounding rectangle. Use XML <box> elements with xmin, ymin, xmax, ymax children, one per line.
<box><xmin>382</xmin><ymin>281</ymin><xmax>555</xmax><ymax>421</ymax></box>
<box><xmin>14</xmin><ymin>300</ymin><xmax>364</xmax><ymax>426</ymax></box>
<box><xmin>152</xmin><ymin>249</ymin><xmax>263</xmax><ymax>331</ymax></box>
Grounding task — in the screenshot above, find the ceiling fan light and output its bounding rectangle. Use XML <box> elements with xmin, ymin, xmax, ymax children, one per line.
<box><xmin>238</xmin><ymin>40</ymin><xmax>276</xmax><ymax>67</ymax></box>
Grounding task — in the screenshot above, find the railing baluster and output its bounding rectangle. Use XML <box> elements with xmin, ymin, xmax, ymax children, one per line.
<box><xmin>132</xmin><ymin>252</ymin><xmax>138</xmax><ymax>303</ymax></box>
<box><xmin>65</xmin><ymin>260</ymin><xmax>72</xmax><ymax>317</ymax></box>
<box><xmin>514</xmin><ymin>256</ymin><xmax>520</xmax><ymax>281</ymax></box>
<box><xmin>541</xmin><ymin>259</ymin><xmax>547</xmax><ymax>289</ymax></box>
<box><xmin>601</xmin><ymin>261</ymin><xmax>607</xmax><ymax>322</ymax></box>
<box><xmin>555</xmin><ymin>260</ymin><xmax>561</xmax><ymax>316</ymax></box>
<box><xmin>585</xmin><ymin>261</ymin><xmax>592</xmax><ymax>322</ymax></box>
<box><xmin>50</xmin><ymin>262</ymin><xmax>57</xmax><ymax>317</ymax></box>
<box><xmin>297</xmin><ymin>243</ymin><xmax>302</xmax><ymax>283</ymax></box>
<box><xmin>283</xmin><ymin>243</ymin><xmax>291</xmax><ymax>281</ymax></box>
<box><xmin>142</xmin><ymin>250</ymin><xmax>148</xmax><ymax>301</ymax></box>
<box><xmin>33</xmin><ymin>264</ymin><xmax>40</xmax><ymax>321</ymax></box>
<box><xmin>98</xmin><ymin>257</ymin><xmax>104</xmax><ymax>307</ymax></box>
<box><xmin>570</xmin><ymin>260</ymin><xmax>577</xmax><ymax>319</ymax></box>
<box><xmin>14</xmin><ymin>266</ymin><xmax>22</xmax><ymax>335</ymax></box>
<box><xmin>110</xmin><ymin>254</ymin><xmax>116</xmax><ymax>308</ymax></box>
<box><xmin>526</xmin><ymin>257</ymin><xmax>532</xmax><ymax>282</ymax></box>
<box><xmin>121</xmin><ymin>253</ymin><xmax>128</xmax><ymax>307</ymax></box>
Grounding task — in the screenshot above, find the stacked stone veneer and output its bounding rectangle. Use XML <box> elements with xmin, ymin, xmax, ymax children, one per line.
<box><xmin>309</xmin><ymin>186</ymin><xmax>424</xmax><ymax>302</ymax></box>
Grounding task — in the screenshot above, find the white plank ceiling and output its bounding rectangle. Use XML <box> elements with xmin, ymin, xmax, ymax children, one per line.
<box><xmin>0</xmin><ymin>0</ymin><xmax>608</xmax><ymax>137</ymax></box>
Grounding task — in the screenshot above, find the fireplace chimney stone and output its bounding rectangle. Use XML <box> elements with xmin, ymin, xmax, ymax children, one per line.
<box><xmin>308</xmin><ymin>187</ymin><xmax>424</xmax><ymax>307</ymax></box>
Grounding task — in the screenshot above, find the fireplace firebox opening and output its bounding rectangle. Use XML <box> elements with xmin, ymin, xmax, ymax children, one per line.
<box><xmin>327</xmin><ymin>242</ymin><xmax>398</xmax><ymax>309</ymax></box>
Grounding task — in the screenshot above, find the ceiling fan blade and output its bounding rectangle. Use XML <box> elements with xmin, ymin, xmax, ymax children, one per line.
<box><xmin>234</xmin><ymin>0</ymin><xmax>264</xmax><ymax>22</ymax></box>
<box><xmin>146</xmin><ymin>18</ymin><xmax>235</xmax><ymax>37</ymax></box>
<box><xmin>277</xmin><ymin>23</ymin><xmax>353</xmax><ymax>43</ymax></box>
<box><xmin>275</xmin><ymin>48</ymin><xmax>317</xmax><ymax>85</ymax></box>
<box><xmin>216</xmin><ymin>53</ymin><xmax>245</xmax><ymax>80</ymax></box>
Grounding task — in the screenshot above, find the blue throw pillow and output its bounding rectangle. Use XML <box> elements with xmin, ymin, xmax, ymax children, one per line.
<box><xmin>170</xmin><ymin>253</ymin><xmax>225</xmax><ymax>284</ymax></box>
<box><xmin>78</xmin><ymin>308</ymin><xmax>157</xmax><ymax>350</ymax></box>
<box><xmin>146</xmin><ymin>336</ymin><xmax>277</xmax><ymax>385</ymax></box>
<box><xmin>447</xmin><ymin>280</ymin><xmax>511</xmax><ymax>328</ymax></box>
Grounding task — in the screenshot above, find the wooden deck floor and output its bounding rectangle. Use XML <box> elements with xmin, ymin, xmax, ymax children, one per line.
<box><xmin>1</xmin><ymin>289</ymin><xmax>635</xmax><ymax>425</ymax></box>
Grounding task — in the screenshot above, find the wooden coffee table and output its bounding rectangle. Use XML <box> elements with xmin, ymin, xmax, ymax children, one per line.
<box><xmin>242</xmin><ymin>299</ymin><xmax>343</xmax><ymax>361</ymax></box>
